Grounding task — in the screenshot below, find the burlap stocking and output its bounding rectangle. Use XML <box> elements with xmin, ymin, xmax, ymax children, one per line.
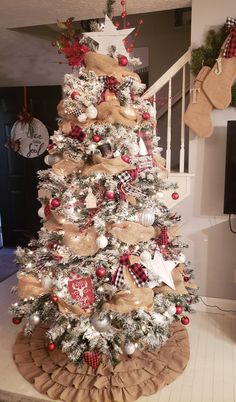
<box><xmin>202</xmin><ymin>56</ymin><xmax>236</xmax><ymax>109</ymax></box>
<box><xmin>184</xmin><ymin>66</ymin><xmax>213</xmax><ymax>138</ymax></box>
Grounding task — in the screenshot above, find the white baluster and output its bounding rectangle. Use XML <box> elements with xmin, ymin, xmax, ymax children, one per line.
<box><xmin>180</xmin><ymin>65</ymin><xmax>186</xmax><ymax>173</ymax></box>
<box><xmin>152</xmin><ymin>93</ymin><xmax>156</xmax><ymax>137</ymax></box>
<box><xmin>166</xmin><ymin>78</ymin><xmax>172</xmax><ymax>172</ymax></box>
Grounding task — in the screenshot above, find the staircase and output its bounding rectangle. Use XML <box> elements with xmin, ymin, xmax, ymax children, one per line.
<box><xmin>142</xmin><ymin>48</ymin><xmax>194</xmax><ymax>209</ymax></box>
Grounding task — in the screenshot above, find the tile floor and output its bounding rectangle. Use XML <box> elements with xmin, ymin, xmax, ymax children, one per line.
<box><xmin>0</xmin><ymin>275</ymin><xmax>236</xmax><ymax>402</ymax></box>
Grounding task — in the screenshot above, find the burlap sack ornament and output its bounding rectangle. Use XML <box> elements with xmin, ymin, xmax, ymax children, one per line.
<box><xmin>63</xmin><ymin>224</ymin><xmax>99</xmax><ymax>256</ymax></box>
<box><xmin>184</xmin><ymin>66</ymin><xmax>213</xmax><ymax>138</ymax></box>
<box><xmin>103</xmin><ymin>266</ymin><xmax>154</xmax><ymax>313</ymax></box>
<box><xmin>109</xmin><ymin>221</ymin><xmax>155</xmax><ymax>245</ymax></box>
<box><xmin>52</xmin><ymin>155</ymin><xmax>85</xmax><ymax>177</ymax></box>
<box><xmin>84</xmin><ymin>51</ymin><xmax>141</xmax><ymax>83</ymax></box>
<box><xmin>17</xmin><ymin>273</ymin><xmax>51</xmax><ymax>299</ymax></box>
<box><xmin>82</xmin><ymin>154</ymin><xmax>134</xmax><ymax>176</ymax></box>
<box><xmin>96</xmin><ymin>99</ymin><xmax>141</xmax><ymax>127</ymax></box>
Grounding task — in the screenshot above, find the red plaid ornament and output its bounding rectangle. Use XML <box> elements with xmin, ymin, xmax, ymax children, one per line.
<box><xmin>83</xmin><ymin>351</ymin><xmax>101</xmax><ymax>369</ymax></box>
<box><xmin>158</xmin><ymin>226</ymin><xmax>169</xmax><ymax>247</ymax></box>
<box><xmin>119</xmin><ymin>253</ymin><xmax>130</xmax><ymax>265</ymax></box>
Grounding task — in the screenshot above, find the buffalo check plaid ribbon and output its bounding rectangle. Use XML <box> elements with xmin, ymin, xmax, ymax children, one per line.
<box><xmin>112</xmin><ymin>263</ymin><xmax>148</xmax><ymax>288</ymax></box>
<box><xmin>98</xmin><ymin>76</ymin><xmax>134</xmax><ymax>92</ymax></box>
<box><xmin>157</xmin><ymin>226</ymin><xmax>169</xmax><ymax>247</ymax></box>
<box><xmin>223</xmin><ymin>17</ymin><xmax>236</xmax><ymax>58</ymax></box>
<box><xmin>117</xmin><ymin>171</ymin><xmax>147</xmax><ymax>200</ymax></box>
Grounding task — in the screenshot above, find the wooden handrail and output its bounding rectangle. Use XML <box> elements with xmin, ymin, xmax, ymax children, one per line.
<box><xmin>141</xmin><ymin>48</ymin><xmax>191</xmax><ymax>99</ymax></box>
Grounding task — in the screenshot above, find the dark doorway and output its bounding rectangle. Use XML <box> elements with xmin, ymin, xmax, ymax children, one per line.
<box><xmin>0</xmin><ymin>86</ymin><xmax>62</xmax><ymax>247</ymax></box>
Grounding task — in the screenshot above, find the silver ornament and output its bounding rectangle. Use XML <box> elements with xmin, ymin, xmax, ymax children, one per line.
<box><xmin>177</xmin><ymin>253</ymin><xmax>186</xmax><ymax>263</ymax></box>
<box><xmin>41</xmin><ymin>275</ymin><xmax>53</xmax><ymax>289</ymax></box>
<box><xmin>140</xmin><ymin>251</ymin><xmax>152</xmax><ymax>263</ymax></box>
<box><xmin>96</xmin><ymin>235</ymin><xmax>108</xmax><ymax>249</ymax></box>
<box><xmin>136</xmin><ymin>209</ymin><xmax>155</xmax><ymax>227</ymax></box>
<box><xmin>44</xmin><ymin>154</ymin><xmax>62</xmax><ymax>166</ymax></box>
<box><xmin>124</xmin><ymin>342</ymin><xmax>136</xmax><ymax>355</ymax></box>
<box><xmin>29</xmin><ymin>313</ymin><xmax>40</xmax><ymax>325</ymax></box>
<box><xmin>91</xmin><ymin>314</ymin><xmax>110</xmax><ymax>332</ymax></box>
<box><xmin>86</xmin><ymin>105</ymin><xmax>98</xmax><ymax>119</ymax></box>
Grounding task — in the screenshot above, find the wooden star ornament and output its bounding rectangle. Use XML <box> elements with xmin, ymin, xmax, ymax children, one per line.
<box><xmin>142</xmin><ymin>250</ymin><xmax>178</xmax><ymax>290</ymax></box>
<box><xmin>83</xmin><ymin>15</ymin><xmax>134</xmax><ymax>57</ymax></box>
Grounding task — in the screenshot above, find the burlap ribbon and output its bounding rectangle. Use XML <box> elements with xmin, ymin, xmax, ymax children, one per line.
<box><xmin>52</xmin><ymin>156</ymin><xmax>85</xmax><ymax>176</ymax></box>
<box><xmin>57</xmin><ymin>298</ymin><xmax>91</xmax><ymax>317</ymax></box>
<box><xmin>63</xmin><ymin>224</ymin><xmax>99</xmax><ymax>256</ymax></box>
<box><xmin>17</xmin><ymin>274</ymin><xmax>51</xmax><ymax>299</ymax></box>
<box><xmin>82</xmin><ymin>155</ymin><xmax>134</xmax><ymax>176</ymax></box>
<box><xmin>108</xmin><ymin>221</ymin><xmax>155</xmax><ymax>245</ymax></box>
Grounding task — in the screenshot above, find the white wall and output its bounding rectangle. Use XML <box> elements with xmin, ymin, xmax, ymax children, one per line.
<box><xmin>176</xmin><ymin>0</ymin><xmax>236</xmax><ymax>299</ymax></box>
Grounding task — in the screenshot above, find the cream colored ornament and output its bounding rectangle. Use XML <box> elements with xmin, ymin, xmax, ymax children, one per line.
<box><xmin>96</xmin><ymin>234</ymin><xmax>108</xmax><ymax>249</ymax></box>
<box><xmin>136</xmin><ymin>209</ymin><xmax>155</xmax><ymax>227</ymax></box>
<box><xmin>37</xmin><ymin>207</ymin><xmax>45</xmax><ymax>218</ymax></box>
<box><xmin>83</xmin><ymin>15</ymin><xmax>134</xmax><ymax>58</ymax></box>
<box><xmin>86</xmin><ymin>105</ymin><xmax>98</xmax><ymax>119</ymax></box>
<box><xmin>124</xmin><ymin>342</ymin><xmax>136</xmax><ymax>355</ymax></box>
<box><xmin>85</xmin><ymin>187</ymin><xmax>97</xmax><ymax>209</ymax></box>
<box><xmin>78</xmin><ymin>113</ymin><xmax>87</xmax><ymax>123</ymax></box>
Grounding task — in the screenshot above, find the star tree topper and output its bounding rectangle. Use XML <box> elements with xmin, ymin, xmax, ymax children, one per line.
<box><xmin>83</xmin><ymin>15</ymin><xmax>134</xmax><ymax>57</ymax></box>
<box><xmin>142</xmin><ymin>250</ymin><xmax>178</xmax><ymax>290</ymax></box>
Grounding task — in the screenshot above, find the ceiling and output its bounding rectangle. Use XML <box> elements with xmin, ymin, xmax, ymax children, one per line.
<box><xmin>0</xmin><ymin>0</ymin><xmax>191</xmax><ymax>28</ymax></box>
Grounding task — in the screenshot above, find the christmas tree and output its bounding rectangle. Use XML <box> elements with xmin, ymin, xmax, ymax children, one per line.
<box><xmin>11</xmin><ymin>11</ymin><xmax>198</xmax><ymax>402</ymax></box>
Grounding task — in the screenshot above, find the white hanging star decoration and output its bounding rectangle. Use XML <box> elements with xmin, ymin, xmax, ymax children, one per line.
<box><xmin>83</xmin><ymin>15</ymin><xmax>134</xmax><ymax>57</ymax></box>
<box><xmin>142</xmin><ymin>250</ymin><xmax>178</xmax><ymax>290</ymax></box>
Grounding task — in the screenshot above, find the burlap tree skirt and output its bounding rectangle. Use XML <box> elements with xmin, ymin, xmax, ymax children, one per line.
<box><xmin>12</xmin><ymin>322</ymin><xmax>189</xmax><ymax>402</ymax></box>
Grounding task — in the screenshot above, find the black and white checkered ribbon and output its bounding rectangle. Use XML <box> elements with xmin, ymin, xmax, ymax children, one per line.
<box><xmin>117</xmin><ymin>171</ymin><xmax>147</xmax><ymax>199</ymax></box>
<box><xmin>223</xmin><ymin>17</ymin><xmax>236</xmax><ymax>57</ymax></box>
<box><xmin>113</xmin><ymin>265</ymin><xmax>145</xmax><ymax>288</ymax></box>
<box><xmin>98</xmin><ymin>76</ymin><xmax>134</xmax><ymax>92</ymax></box>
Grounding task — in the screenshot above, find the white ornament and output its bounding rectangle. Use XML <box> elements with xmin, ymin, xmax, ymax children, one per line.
<box><xmin>41</xmin><ymin>275</ymin><xmax>53</xmax><ymax>289</ymax></box>
<box><xmin>141</xmin><ymin>250</ymin><xmax>178</xmax><ymax>290</ymax></box>
<box><xmin>91</xmin><ymin>314</ymin><xmax>110</xmax><ymax>332</ymax></box>
<box><xmin>78</xmin><ymin>113</ymin><xmax>87</xmax><ymax>123</ymax></box>
<box><xmin>128</xmin><ymin>143</ymin><xmax>139</xmax><ymax>156</ymax></box>
<box><xmin>96</xmin><ymin>235</ymin><xmax>108</xmax><ymax>249</ymax></box>
<box><xmin>83</xmin><ymin>15</ymin><xmax>134</xmax><ymax>58</ymax></box>
<box><xmin>44</xmin><ymin>154</ymin><xmax>62</xmax><ymax>166</ymax></box>
<box><xmin>140</xmin><ymin>251</ymin><xmax>152</xmax><ymax>263</ymax></box>
<box><xmin>29</xmin><ymin>313</ymin><xmax>40</xmax><ymax>325</ymax></box>
<box><xmin>177</xmin><ymin>253</ymin><xmax>186</xmax><ymax>263</ymax></box>
<box><xmin>124</xmin><ymin>342</ymin><xmax>136</xmax><ymax>355</ymax></box>
<box><xmin>155</xmin><ymin>208</ymin><xmax>162</xmax><ymax>217</ymax></box>
<box><xmin>156</xmin><ymin>191</ymin><xmax>164</xmax><ymax>199</ymax></box>
<box><xmin>136</xmin><ymin>209</ymin><xmax>155</xmax><ymax>227</ymax></box>
<box><xmin>86</xmin><ymin>105</ymin><xmax>98</xmax><ymax>119</ymax></box>
<box><xmin>167</xmin><ymin>305</ymin><xmax>177</xmax><ymax>316</ymax></box>
<box><xmin>38</xmin><ymin>207</ymin><xmax>45</xmax><ymax>218</ymax></box>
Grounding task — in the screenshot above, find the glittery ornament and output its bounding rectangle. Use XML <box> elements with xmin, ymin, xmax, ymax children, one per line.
<box><xmin>91</xmin><ymin>313</ymin><xmax>110</xmax><ymax>332</ymax></box>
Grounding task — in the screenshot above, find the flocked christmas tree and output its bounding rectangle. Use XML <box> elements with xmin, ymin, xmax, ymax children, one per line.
<box><xmin>10</xmin><ymin>8</ymin><xmax>198</xmax><ymax>401</ymax></box>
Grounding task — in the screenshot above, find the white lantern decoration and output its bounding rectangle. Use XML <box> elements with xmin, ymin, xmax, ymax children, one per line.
<box><xmin>86</xmin><ymin>105</ymin><xmax>98</xmax><ymax>119</ymax></box>
<box><xmin>177</xmin><ymin>253</ymin><xmax>186</xmax><ymax>263</ymax></box>
<box><xmin>91</xmin><ymin>314</ymin><xmax>110</xmax><ymax>332</ymax></box>
<box><xmin>41</xmin><ymin>275</ymin><xmax>53</xmax><ymax>289</ymax></box>
<box><xmin>167</xmin><ymin>305</ymin><xmax>177</xmax><ymax>316</ymax></box>
<box><xmin>96</xmin><ymin>235</ymin><xmax>108</xmax><ymax>249</ymax></box>
<box><xmin>78</xmin><ymin>113</ymin><xmax>87</xmax><ymax>123</ymax></box>
<box><xmin>38</xmin><ymin>207</ymin><xmax>45</xmax><ymax>218</ymax></box>
<box><xmin>29</xmin><ymin>313</ymin><xmax>40</xmax><ymax>325</ymax></box>
<box><xmin>124</xmin><ymin>342</ymin><xmax>136</xmax><ymax>355</ymax></box>
<box><xmin>136</xmin><ymin>209</ymin><xmax>155</xmax><ymax>227</ymax></box>
<box><xmin>140</xmin><ymin>250</ymin><xmax>152</xmax><ymax>264</ymax></box>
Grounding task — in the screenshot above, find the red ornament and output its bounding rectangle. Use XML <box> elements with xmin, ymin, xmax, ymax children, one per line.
<box><xmin>68</xmin><ymin>274</ymin><xmax>95</xmax><ymax>308</ymax></box>
<box><xmin>172</xmin><ymin>192</ymin><xmax>179</xmax><ymax>200</ymax></box>
<box><xmin>71</xmin><ymin>91</ymin><xmax>80</xmax><ymax>100</ymax></box>
<box><xmin>96</xmin><ymin>266</ymin><xmax>107</xmax><ymax>279</ymax></box>
<box><xmin>51</xmin><ymin>295</ymin><xmax>59</xmax><ymax>303</ymax></box>
<box><xmin>51</xmin><ymin>198</ymin><xmax>61</xmax><ymax>209</ymax></box>
<box><xmin>92</xmin><ymin>134</ymin><xmax>101</xmax><ymax>143</ymax></box>
<box><xmin>48</xmin><ymin>342</ymin><xmax>56</xmax><ymax>351</ymax></box>
<box><xmin>181</xmin><ymin>316</ymin><xmax>190</xmax><ymax>325</ymax></box>
<box><xmin>121</xmin><ymin>155</ymin><xmax>130</xmax><ymax>163</ymax></box>
<box><xmin>121</xmin><ymin>11</ymin><xmax>127</xmax><ymax>18</ymax></box>
<box><xmin>142</xmin><ymin>112</ymin><xmax>150</xmax><ymax>120</ymax></box>
<box><xmin>105</xmin><ymin>190</ymin><xmax>115</xmax><ymax>200</ymax></box>
<box><xmin>48</xmin><ymin>241</ymin><xmax>59</xmax><ymax>251</ymax></box>
<box><xmin>51</xmin><ymin>41</ymin><xmax>56</xmax><ymax>47</ymax></box>
<box><xmin>176</xmin><ymin>306</ymin><xmax>183</xmax><ymax>315</ymax></box>
<box><xmin>118</xmin><ymin>55</ymin><xmax>128</xmax><ymax>66</ymax></box>
<box><xmin>84</xmin><ymin>350</ymin><xmax>101</xmax><ymax>369</ymax></box>
<box><xmin>12</xmin><ymin>317</ymin><xmax>22</xmax><ymax>325</ymax></box>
